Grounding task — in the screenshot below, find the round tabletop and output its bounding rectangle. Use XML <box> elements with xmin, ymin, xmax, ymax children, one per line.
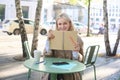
<box><xmin>24</xmin><ymin>57</ymin><xmax>86</xmax><ymax>74</ymax></box>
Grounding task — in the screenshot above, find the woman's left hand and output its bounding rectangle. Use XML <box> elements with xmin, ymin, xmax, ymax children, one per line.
<box><xmin>73</xmin><ymin>42</ymin><xmax>80</xmax><ymax>52</ymax></box>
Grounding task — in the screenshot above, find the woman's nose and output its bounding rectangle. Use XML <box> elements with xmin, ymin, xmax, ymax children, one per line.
<box><xmin>61</xmin><ymin>24</ymin><xmax>65</xmax><ymax>28</ymax></box>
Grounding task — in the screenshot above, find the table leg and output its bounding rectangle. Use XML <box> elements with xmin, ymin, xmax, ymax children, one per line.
<box><xmin>50</xmin><ymin>74</ymin><xmax>57</xmax><ymax>80</ymax></box>
<box><xmin>28</xmin><ymin>69</ymin><xmax>31</xmax><ymax>80</ymax></box>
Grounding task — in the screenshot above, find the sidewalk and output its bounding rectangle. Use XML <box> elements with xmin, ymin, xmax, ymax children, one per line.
<box><xmin>0</xmin><ymin>52</ymin><xmax>120</xmax><ymax>80</ymax></box>
<box><xmin>83</xmin><ymin>56</ymin><xmax>120</xmax><ymax>80</ymax></box>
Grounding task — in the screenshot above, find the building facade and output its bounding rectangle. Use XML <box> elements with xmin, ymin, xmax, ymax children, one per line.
<box><xmin>90</xmin><ymin>0</ymin><xmax>120</xmax><ymax>29</ymax></box>
<box><xmin>0</xmin><ymin>0</ymin><xmax>38</xmax><ymax>21</ymax></box>
<box><xmin>0</xmin><ymin>0</ymin><xmax>87</xmax><ymax>24</ymax></box>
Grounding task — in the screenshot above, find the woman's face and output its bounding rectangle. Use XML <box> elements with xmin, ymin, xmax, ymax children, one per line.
<box><xmin>57</xmin><ymin>18</ymin><xmax>70</xmax><ymax>31</ymax></box>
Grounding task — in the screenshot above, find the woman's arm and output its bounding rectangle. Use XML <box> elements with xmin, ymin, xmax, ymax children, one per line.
<box><xmin>72</xmin><ymin>36</ymin><xmax>84</xmax><ymax>62</ymax></box>
<box><xmin>43</xmin><ymin>39</ymin><xmax>52</xmax><ymax>57</ymax></box>
<box><xmin>78</xmin><ymin>36</ymin><xmax>84</xmax><ymax>62</ymax></box>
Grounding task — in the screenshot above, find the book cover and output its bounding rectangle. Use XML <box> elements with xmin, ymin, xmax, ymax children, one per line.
<box><xmin>50</xmin><ymin>31</ymin><xmax>77</xmax><ymax>50</ymax></box>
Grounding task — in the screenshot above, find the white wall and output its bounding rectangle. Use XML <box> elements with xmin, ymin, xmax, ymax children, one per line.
<box><xmin>0</xmin><ymin>0</ymin><xmax>37</xmax><ymax>20</ymax></box>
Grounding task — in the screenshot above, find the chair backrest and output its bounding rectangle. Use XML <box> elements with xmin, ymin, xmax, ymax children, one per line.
<box><xmin>84</xmin><ymin>45</ymin><xmax>100</xmax><ymax>67</ymax></box>
<box><xmin>24</xmin><ymin>41</ymin><xmax>33</xmax><ymax>59</ymax></box>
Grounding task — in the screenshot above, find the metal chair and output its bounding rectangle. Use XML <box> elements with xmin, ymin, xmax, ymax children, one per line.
<box><xmin>84</xmin><ymin>45</ymin><xmax>100</xmax><ymax>80</ymax></box>
<box><xmin>24</xmin><ymin>41</ymin><xmax>33</xmax><ymax>59</ymax></box>
<box><xmin>24</xmin><ymin>41</ymin><xmax>33</xmax><ymax>80</ymax></box>
<box><xmin>24</xmin><ymin>41</ymin><xmax>46</xmax><ymax>80</ymax></box>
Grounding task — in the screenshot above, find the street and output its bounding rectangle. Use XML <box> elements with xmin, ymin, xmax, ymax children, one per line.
<box><xmin>0</xmin><ymin>29</ymin><xmax>119</xmax><ymax>55</ymax></box>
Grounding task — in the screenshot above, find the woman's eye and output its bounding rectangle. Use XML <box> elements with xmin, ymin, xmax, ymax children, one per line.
<box><xmin>58</xmin><ymin>23</ymin><xmax>62</xmax><ymax>25</ymax></box>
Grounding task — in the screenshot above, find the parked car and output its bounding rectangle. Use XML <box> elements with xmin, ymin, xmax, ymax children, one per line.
<box><xmin>40</xmin><ymin>23</ymin><xmax>51</xmax><ymax>35</ymax></box>
<box><xmin>2</xmin><ymin>18</ymin><xmax>49</xmax><ymax>35</ymax></box>
<box><xmin>44</xmin><ymin>21</ymin><xmax>56</xmax><ymax>30</ymax></box>
<box><xmin>90</xmin><ymin>24</ymin><xmax>100</xmax><ymax>34</ymax></box>
<box><xmin>73</xmin><ymin>22</ymin><xmax>92</xmax><ymax>34</ymax></box>
<box><xmin>40</xmin><ymin>21</ymin><xmax>56</xmax><ymax>35</ymax></box>
<box><xmin>42</xmin><ymin>21</ymin><xmax>91</xmax><ymax>35</ymax></box>
<box><xmin>2</xmin><ymin>19</ymin><xmax>34</xmax><ymax>35</ymax></box>
<box><xmin>42</xmin><ymin>21</ymin><xmax>93</xmax><ymax>35</ymax></box>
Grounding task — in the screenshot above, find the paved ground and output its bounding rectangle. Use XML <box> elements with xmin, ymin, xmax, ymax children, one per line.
<box><xmin>0</xmin><ymin>53</ymin><xmax>120</xmax><ymax>80</ymax></box>
<box><xmin>0</xmin><ymin>30</ymin><xmax>120</xmax><ymax>80</ymax></box>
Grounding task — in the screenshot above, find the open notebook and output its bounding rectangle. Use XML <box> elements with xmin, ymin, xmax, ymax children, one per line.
<box><xmin>50</xmin><ymin>31</ymin><xmax>77</xmax><ymax>50</ymax></box>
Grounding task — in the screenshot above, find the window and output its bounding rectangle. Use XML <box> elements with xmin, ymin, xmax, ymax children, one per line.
<box><xmin>109</xmin><ymin>13</ymin><xmax>111</xmax><ymax>16</ymax></box>
<box><xmin>119</xmin><ymin>19</ymin><xmax>120</xmax><ymax>22</ymax></box>
<box><xmin>22</xmin><ymin>6</ymin><xmax>29</xmax><ymax>18</ymax></box>
<box><xmin>110</xmin><ymin>19</ymin><xmax>115</xmax><ymax>22</ymax></box>
<box><xmin>24</xmin><ymin>20</ymin><xmax>34</xmax><ymax>25</ymax></box>
<box><xmin>116</xmin><ymin>9</ymin><xmax>118</xmax><ymax>12</ymax></box>
<box><xmin>109</xmin><ymin>9</ymin><xmax>111</xmax><ymax>12</ymax></box>
<box><xmin>112</xmin><ymin>13</ymin><xmax>114</xmax><ymax>16</ymax></box>
<box><xmin>96</xmin><ymin>13</ymin><xmax>98</xmax><ymax>16</ymax></box>
<box><xmin>14</xmin><ymin>20</ymin><xmax>19</xmax><ymax>23</ymax></box>
<box><xmin>0</xmin><ymin>4</ymin><xmax>5</xmax><ymax>21</ymax></box>
<box><xmin>91</xmin><ymin>18</ymin><xmax>94</xmax><ymax>21</ymax></box>
<box><xmin>96</xmin><ymin>18</ymin><xmax>99</xmax><ymax>21</ymax></box>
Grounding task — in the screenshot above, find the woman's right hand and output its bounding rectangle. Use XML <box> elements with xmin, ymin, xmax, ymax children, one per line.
<box><xmin>48</xmin><ymin>30</ymin><xmax>55</xmax><ymax>40</ymax></box>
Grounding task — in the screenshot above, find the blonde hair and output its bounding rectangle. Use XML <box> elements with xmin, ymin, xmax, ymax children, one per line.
<box><xmin>55</xmin><ymin>13</ymin><xmax>74</xmax><ymax>31</ymax></box>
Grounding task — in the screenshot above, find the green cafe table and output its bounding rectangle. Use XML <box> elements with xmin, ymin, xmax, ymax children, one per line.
<box><xmin>23</xmin><ymin>57</ymin><xmax>86</xmax><ymax>80</ymax></box>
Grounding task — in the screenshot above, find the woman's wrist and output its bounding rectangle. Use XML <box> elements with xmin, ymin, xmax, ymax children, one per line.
<box><xmin>72</xmin><ymin>51</ymin><xmax>79</xmax><ymax>60</ymax></box>
<box><xmin>45</xmin><ymin>39</ymin><xmax>51</xmax><ymax>53</ymax></box>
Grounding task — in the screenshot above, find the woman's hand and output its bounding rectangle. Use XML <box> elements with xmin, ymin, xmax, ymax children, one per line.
<box><xmin>73</xmin><ymin>42</ymin><xmax>80</xmax><ymax>52</ymax></box>
<box><xmin>48</xmin><ymin>30</ymin><xmax>55</xmax><ymax>40</ymax></box>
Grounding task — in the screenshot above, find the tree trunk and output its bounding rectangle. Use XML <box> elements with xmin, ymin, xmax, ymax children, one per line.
<box><xmin>15</xmin><ymin>0</ymin><xmax>28</xmax><ymax>58</ymax></box>
<box><xmin>86</xmin><ymin>0</ymin><xmax>91</xmax><ymax>36</ymax></box>
<box><xmin>112</xmin><ymin>27</ymin><xmax>120</xmax><ymax>55</ymax></box>
<box><xmin>31</xmin><ymin>0</ymin><xmax>43</xmax><ymax>56</ymax></box>
<box><xmin>103</xmin><ymin>0</ymin><xmax>112</xmax><ymax>56</ymax></box>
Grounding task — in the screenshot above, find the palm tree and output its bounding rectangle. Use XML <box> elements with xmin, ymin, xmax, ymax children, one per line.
<box><xmin>15</xmin><ymin>0</ymin><xmax>28</xmax><ymax>58</ymax></box>
<box><xmin>31</xmin><ymin>0</ymin><xmax>43</xmax><ymax>56</ymax></box>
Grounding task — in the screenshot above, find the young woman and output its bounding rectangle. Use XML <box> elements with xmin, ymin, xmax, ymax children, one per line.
<box><xmin>43</xmin><ymin>13</ymin><xmax>84</xmax><ymax>80</ymax></box>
